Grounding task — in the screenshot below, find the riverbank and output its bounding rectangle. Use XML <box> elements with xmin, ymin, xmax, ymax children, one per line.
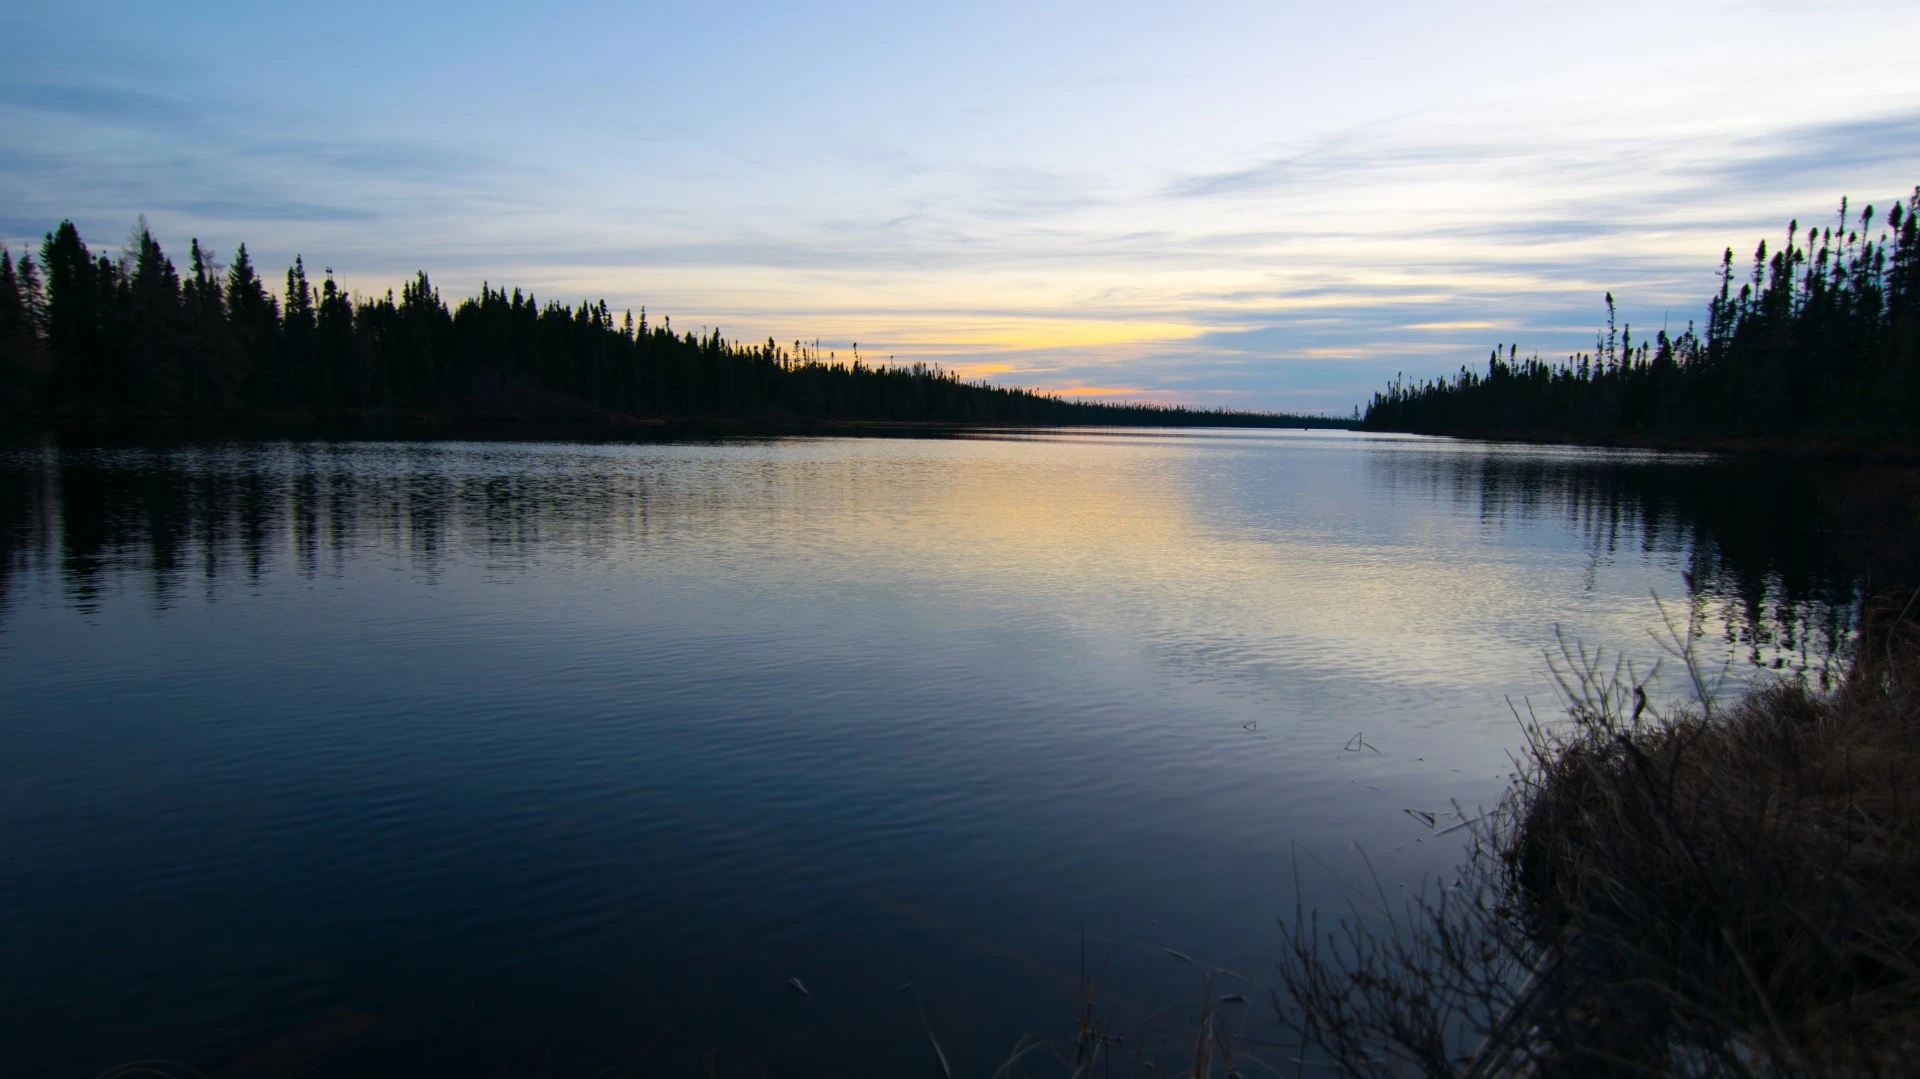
<box><xmin>1361</xmin><ymin>424</ymin><xmax>1920</xmax><ymax>464</ymax></box>
<box><xmin>1274</xmin><ymin>590</ymin><xmax>1920</xmax><ymax>1076</ymax></box>
<box><xmin>4</xmin><ymin>406</ymin><xmax>1354</xmax><ymax>444</ymax></box>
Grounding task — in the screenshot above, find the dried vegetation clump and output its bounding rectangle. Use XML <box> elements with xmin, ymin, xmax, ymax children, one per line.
<box><xmin>1275</xmin><ymin>600</ymin><xmax>1920</xmax><ymax>1078</ymax></box>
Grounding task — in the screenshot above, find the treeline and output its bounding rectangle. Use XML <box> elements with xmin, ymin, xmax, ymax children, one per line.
<box><xmin>0</xmin><ymin>220</ymin><xmax>1343</xmax><ymax>428</ymax></box>
<box><xmin>1362</xmin><ymin>188</ymin><xmax>1920</xmax><ymax>441</ymax></box>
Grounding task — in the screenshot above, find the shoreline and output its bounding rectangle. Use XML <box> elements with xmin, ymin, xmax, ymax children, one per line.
<box><xmin>1368</xmin><ymin>425</ymin><xmax>1920</xmax><ymax>464</ymax></box>
<box><xmin>2</xmin><ymin>408</ymin><xmax>1356</xmax><ymax>443</ymax></box>
<box><xmin>1282</xmin><ymin>595</ymin><xmax>1920</xmax><ymax>1075</ymax></box>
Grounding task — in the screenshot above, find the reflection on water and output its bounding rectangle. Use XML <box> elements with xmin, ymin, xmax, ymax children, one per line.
<box><xmin>0</xmin><ymin>431</ymin><xmax>1878</xmax><ymax>1076</ymax></box>
<box><xmin>1366</xmin><ymin>443</ymin><xmax>1865</xmax><ymax>679</ymax></box>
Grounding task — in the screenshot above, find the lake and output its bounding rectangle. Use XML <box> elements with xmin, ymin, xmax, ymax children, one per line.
<box><xmin>0</xmin><ymin>429</ymin><xmax>1864</xmax><ymax>1076</ymax></box>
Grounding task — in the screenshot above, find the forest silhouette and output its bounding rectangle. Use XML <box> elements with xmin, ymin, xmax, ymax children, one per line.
<box><xmin>0</xmin><ymin>221</ymin><xmax>1341</xmax><ymax>429</ymax></box>
<box><xmin>12</xmin><ymin>189</ymin><xmax>1915</xmax><ymax>438</ymax></box>
<box><xmin>1362</xmin><ymin>188</ymin><xmax>1920</xmax><ymax>442</ymax></box>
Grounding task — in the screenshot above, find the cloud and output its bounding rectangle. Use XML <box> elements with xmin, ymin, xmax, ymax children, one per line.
<box><xmin>177</xmin><ymin>198</ymin><xmax>377</xmax><ymax>223</ymax></box>
<box><xmin>0</xmin><ymin>81</ymin><xmax>191</xmax><ymax>126</ymax></box>
<box><xmin>1160</xmin><ymin>120</ymin><xmax>1526</xmax><ymax>200</ymax></box>
<box><xmin>1037</xmin><ymin>384</ymin><xmax>1151</xmax><ymax>398</ymax></box>
<box><xmin>238</xmin><ymin>137</ymin><xmax>505</xmax><ymax>185</ymax></box>
<box><xmin>1425</xmin><ymin>214</ymin><xmax>1642</xmax><ymax>244</ymax></box>
<box><xmin>1402</xmin><ymin>320</ymin><xmax>1505</xmax><ymax>331</ymax></box>
<box><xmin>6</xmin><ymin>4</ymin><xmax>1918</xmax><ymax>415</ymax></box>
<box><xmin>1704</xmin><ymin>108</ymin><xmax>1920</xmax><ymax>195</ymax></box>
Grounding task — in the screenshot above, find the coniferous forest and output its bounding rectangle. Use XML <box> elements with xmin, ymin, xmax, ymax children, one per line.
<box><xmin>1362</xmin><ymin>188</ymin><xmax>1920</xmax><ymax>443</ymax></box>
<box><xmin>0</xmin><ymin>221</ymin><xmax>1342</xmax><ymax>429</ymax></box>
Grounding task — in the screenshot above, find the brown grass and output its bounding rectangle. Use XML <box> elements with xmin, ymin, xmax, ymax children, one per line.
<box><xmin>1274</xmin><ymin>598</ymin><xmax>1920</xmax><ymax>1077</ymax></box>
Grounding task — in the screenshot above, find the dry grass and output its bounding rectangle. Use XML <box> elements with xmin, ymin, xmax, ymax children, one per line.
<box><xmin>1274</xmin><ymin>598</ymin><xmax>1920</xmax><ymax>1077</ymax></box>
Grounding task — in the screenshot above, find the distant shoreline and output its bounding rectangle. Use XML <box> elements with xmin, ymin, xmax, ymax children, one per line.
<box><xmin>1369</xmin><ymin>425</ymin><xmax>1920</xmax><ymax>464</ymax></box>
<box><xmin>2</xmin><ymin>220</ymin><xmax>1359</xmax><ymax>435</ymax></box>
<box><xmin>4</xmin><ymin>406</ymin><xmax>1357</xmax><ymax>443</ymax></box>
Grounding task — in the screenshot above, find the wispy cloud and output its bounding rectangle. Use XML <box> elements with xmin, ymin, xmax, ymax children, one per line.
<box><xmin>178</xmin><ymin>198</ymin><xmax>377</xmax><ymax>223</ymax></box>
<box><xmin>1161</xmin><ymin>123</ymin><xmax>1504</xmax><ymax>200</ymax></box>
<box><xmin>5</xmin><ymin>1</ymin><xmax>1918</xmax><ymax>412</ymax></box>
<box><xmin>1702</xmin><ymin>108</ymin><xmax>1920</xmax><ymax>194</ymax></box>
<box><xmin>0</xmin><ymin>81</ymin><xmax>191</xmax><ymax>126</ymax></box>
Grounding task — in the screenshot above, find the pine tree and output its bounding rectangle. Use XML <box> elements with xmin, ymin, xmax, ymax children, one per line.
<box><xmin>0</xmin><ymin>248</ymin><xmax>47</xmax><ymax>409</ymax></box>
<box><xmin>126</xmin><ymin>225</ymin><xmax>184</xmax><ymax>406</ymax></box>
<box><xmin>39</xmin><ymin>221</ymin><xmax>103</xmax><ymax>407</ymax></box>
<box><xmin>3</xmin><ymin>217</ymin><xmax>1333</xmax><ymax>428</ymax></box>
<box><xmin>227</xmin><ymin>244</ymin><xmax>279</xmax><ymax>405</ymax></box>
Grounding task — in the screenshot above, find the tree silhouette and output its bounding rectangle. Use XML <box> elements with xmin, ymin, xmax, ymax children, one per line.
<box><xmin>1363</xmin><ymin>186</ymin><xmax>1920</xmax><ymax>442</ymax></box>
<box><xmin>0</xmin><ymin>220</ymin><xmax>1341</xmax><ymax>429</ymax></box>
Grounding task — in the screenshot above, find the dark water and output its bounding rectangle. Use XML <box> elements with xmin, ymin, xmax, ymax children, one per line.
<box><xmin>0</xmin><ymin>430</ymin><xmax>1868</xmax><ymax>1076</ymax></box>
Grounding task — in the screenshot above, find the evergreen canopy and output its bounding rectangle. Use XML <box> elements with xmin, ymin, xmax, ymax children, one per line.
<box><xmin>1362</xmin><ymin>188</ymin><xmax>1920</xmax><ymax>441</ymax></box>
<box><xmin>0</xmin><ymin>222</ymin><xmax>1335</xmax><ymax>429</ymax></box>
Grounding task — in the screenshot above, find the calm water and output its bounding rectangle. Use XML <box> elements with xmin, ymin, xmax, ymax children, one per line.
<box><xmin>0</xmin><ymin>429</ymin><xmax>1863</xmax><ymax>1076</ymax></box>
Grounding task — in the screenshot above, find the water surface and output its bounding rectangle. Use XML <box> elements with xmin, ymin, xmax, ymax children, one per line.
<box><xmin>0</xmin><ymin>429</ymin><xmax>1862</xmax><ymax>1075</ymax></box>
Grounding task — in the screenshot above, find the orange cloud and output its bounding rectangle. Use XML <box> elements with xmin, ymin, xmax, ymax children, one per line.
<box><xmin>1039</xmin><ymin>385</ymin><xmax>1151</xmax><ymax>398</ymax></box>
<box><xmin>1402</xmin><ymin>320</ymin><xmax>1505</xmax><ymax>331</ymax></box>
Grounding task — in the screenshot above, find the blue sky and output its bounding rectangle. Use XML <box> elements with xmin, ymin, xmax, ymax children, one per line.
<box><xmin>4</xmin><ymin>0</ymin><xmax>1919</xmax><ymax>412</ymax></box>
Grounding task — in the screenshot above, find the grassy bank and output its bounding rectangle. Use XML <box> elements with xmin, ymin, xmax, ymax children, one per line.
<box><xmin>1272</xmin><ymin>595</ymin><xmax>1920</xmax><ymax>1077</ymax></box>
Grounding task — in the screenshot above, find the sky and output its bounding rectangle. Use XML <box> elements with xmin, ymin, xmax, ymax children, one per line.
<box><xmin>4</xmin><ymin>1</ymin><xmax>1919</xmax><ymax>413</ymax></box>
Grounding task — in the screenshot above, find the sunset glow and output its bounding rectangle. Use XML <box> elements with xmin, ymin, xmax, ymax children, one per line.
<box><xmin>5</xmin><ymin>0</ymin><xmax>1919</xmax><ymax>410</ymax></box>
